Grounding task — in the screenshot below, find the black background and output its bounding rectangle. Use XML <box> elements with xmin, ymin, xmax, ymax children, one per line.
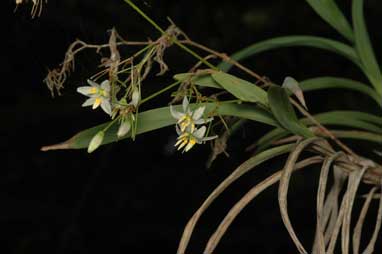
<box><xmin>2</xmin><ymin>0</ymin><xmax>382</xmax><ymax>253</ymax></box>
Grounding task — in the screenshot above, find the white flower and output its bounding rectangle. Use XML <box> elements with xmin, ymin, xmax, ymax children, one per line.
<box><xmin>175</xmin><ymin>125</ymin><xmax>217</xmax><ymax>152</ymax></box>
<box><xmin>77</xmin><ymin>79</ymin><xmax>112</xmax><ymax>115</ymax></box>
<box><xmin>170</xmin><ymin>96</ymin><xmax>213</xmax><ymax>133</ymax></box>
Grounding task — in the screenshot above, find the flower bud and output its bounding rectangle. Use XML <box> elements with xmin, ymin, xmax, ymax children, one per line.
<box><xmin>88</xmin><ymin>131</ymin><xmax>104</xmax><ymax>153</ymax></box>
<box><xmin>117</xmin><ymin>119</ymin><xmax>131</xmax><ymax>137</ymax></box>
<box><xmin>131</xmin><ymin>87</ymin><xmax>140</xmax><ymax>107</ymax></box>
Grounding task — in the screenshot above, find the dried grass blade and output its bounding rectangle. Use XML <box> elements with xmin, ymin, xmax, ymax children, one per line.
<box><xmin>313</xmin><ymin>152</ymin><xmax>342</xmax><ymax>254</ymax></box>
<box><xmin>341</xmin><ymin>167</ymin><xmax>368</xmax><ymax>254</ymax></box>
<box><xmin>203</xmin><ymin>156</ymin><xmax>322</xmax><ymax>254</ymax></box>
<box><xmin>324</xmin><ymin>166</ymin><xmax>348</xmax><ymax>246</ymax></box>
<box><xmin>362</xmin><ymin>185</ymin><xmax>382</xmax><ymax>254</ymax></box>
<box><xmin>176</xmin><ymin>144</ymin><xmax>294</xmax><ymax>254</ymax></box>
<box><xmin>327</xmin><ymin>191</ymin><xmax>348</xmax><ymax>254</ymax></box>
<box><xmin>278</xmin><ymin>137</ymin><xmax>321</xmax><ymax>254</ymax></box>
<box><xmin>352</xmin><ymin>187</ymin><xmax>377</xmax><ymax>254</ymax></box>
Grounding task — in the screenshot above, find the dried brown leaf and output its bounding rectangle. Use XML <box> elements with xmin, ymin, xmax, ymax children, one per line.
<box><xmin>352</xmin><ymin>187</ymin><xmax>378</xmax><ymax>254</ymax></box>
<box><xmin>327</xmin><ymin>191</ymin><xmax>348</xmax><ymax>254</ymax></box>
<box><xmin>203</xmin><ymin>156</ymin><xmax>323</xmax><ymax>254</ymax></box>
<box><xmin>324</xmin><ymin>166</ymin><xmax>348</xmax><ymax>246</ymax></box>
<box><xmin>278</xmin><ymin>137</ymin><xmax>321</xmax><ymax>254</ymax></box>
<box><xmin>362</xmin><ymin>186</ymin><xmax>382</xmax><ymax>254</ymax></box>
<box><xmin>341</xmin><ymin>167</ymin><xmax>368</xmax><ymax>254</ymax></box>
<box><xmin>313</xmin><ymin>152</ymin><xmax>342</xmax><ymax>254</ymax></box>
<box><xmin>176</xmin><ymin>144</ymin><xmax>294</xmax><ymax>254</ymax></box>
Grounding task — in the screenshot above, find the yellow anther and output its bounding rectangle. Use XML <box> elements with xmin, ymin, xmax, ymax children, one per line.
<box><xmin>93</xmin><ymin>97</ymin><xmax>102</xmax><ymax>109</ymax></box>
<box><xmin>90</xmin><ymin>87</ymin><xmax>98</xmax><ymax>94</ymax></box>
<box><xmin>185</xmin><ymin>138</ymin><xmax>197</xmax><ymax>152</ymax></box>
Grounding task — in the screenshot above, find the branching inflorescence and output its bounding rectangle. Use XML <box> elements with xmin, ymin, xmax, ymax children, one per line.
<box><xmin>26</xmin><ymin>0</ymin><xmax>382</xmax><ymax>253</ymax></box>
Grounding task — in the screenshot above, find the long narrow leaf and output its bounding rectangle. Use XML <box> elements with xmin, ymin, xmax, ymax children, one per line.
<box><xmin>211</xmin><ymin>72</ymin><xmax>268</xmax><ymax>105</ymax></box>
<box><xmin>299</xmin><ymin>77</ymin><xmax>381</xmax><ymax>106</ymax></box>
<box><xmin>254</xmin><ymin>128</ymin><xmax>289</xmax><ymax>152</ymax></box>
<box><xmin>268</xmin><ymin>85</ymin><xmax>314</xmax><ymax>138</ymax></box>
<box><xmin>304</xmin><ymin>111</ymin><xmax>382</xmax><ymax>134</ymax></box>
<box><xmin>321</xmin><ymin>130</ymin><xmax>382</xmax><ymax>144</ymax></box>
<box><xmin>305</xmin><ymin>0</ymin><xmax>354</xmax><ymax>42</ymax></box>
<box><xmin>352</xmin><ymin>0</ymin><xmax>382</xmax><ymax>95</ymax></box>
<box><xmin>41</xmin><ymin>102</ymin><xmax>278</xmax><ymax>151</ymax></box>
<box><xmin>218</xmin><ymin>36</ymin><xmax>360</xmax><ymax>72</ymax></box>
<box><xmin>173</xmin><ymin>73</ymin><xmax>222</xmax><ymax>89</ymax></box>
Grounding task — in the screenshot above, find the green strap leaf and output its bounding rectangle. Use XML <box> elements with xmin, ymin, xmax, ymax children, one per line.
<box><xmin>218</xmin><ymin>36</ymin><xmax>360</xmax><ymax>72</ymax></box>
<box><xmin>305</xmin><ymin>0</ymin><xmax>354</xmax><ymax>42</ymax></box>
<box><xmin>174</xmin><ymin>74</ymin><xmax>381</xmax><ymax>107</ymax></box>
<box><xmin>330</xmin><ymin>130</ymin><xmax>382</xmax><ymax>144</ymax></box>
<box><xmin>320</xmin><ymin>111</ymin><xmax>382</xmax><ymax>127</ymax></box>
<box><xmin>41</xmin><ymin>102</ymin><xmax>278</xmax><ymax>151</ymax></box>
<box><xmin>299</xmin><ymin>77</ymin><xmax>381</xmax><ymax>106</ymax></box>
<box><xmin>255</xmin><ymin>128</ymin><xmax>289</xmax><ymax>152</ymax></box>
<box><xmin>268</xmin><ymin>85</ymin><xmax>314</xmax><ymax>138</ymax></box>
<box><xmin>211</xmin><ymin>72</ymin><xmax>268</xmax><ymax>105</ymax></box>
<box><xmin>352</xmin><ymin>0</ymin><xmax>382</xmax><ymax>95</ymax></box>
<box><xmin>173</xmin><ymin>73</ymin><xmax>221</xmax><ymax>89</ymax></box>
<box><xmin>249</xmin><ymin>109</ymin><xmax>382</xmax><ymax>152</ymax></box>
<box><xmin>302</xmin><ymin>111</ymin><xmax>382</xmax><ymax>134</ymax></box>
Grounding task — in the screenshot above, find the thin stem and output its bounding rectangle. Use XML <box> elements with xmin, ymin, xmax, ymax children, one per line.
<box><xmin>103</xmin><ymin>115</ymin><xmax>121</xmax><ymax>132</ymax></box>
<box><xmin>123</xmin><ymin>0</ymin><xmax>217</xmax><ymax>70</ymax></box>
<box><xmin>291</xmin><ymin>99</ymin><xmax>357</xmax><ymax>157</ymax></box>
<box><xmin>140</xmin><ymin>80</ymin><xmax>181</xmax><ymax>105</ymax></box>
<box><xmin>181</xmin><ymin>40</ymin><xmax>266</xmax><ymax>82</ymax></box>
<box><xmin>123</xmin><ymin>0</ymin><xmax>166</xmax><ymax>34</ymax></box>
<box><xmin>173</xmin><ymin>41</ymin><xmax>217</xmax><ymax>70</ymax></box>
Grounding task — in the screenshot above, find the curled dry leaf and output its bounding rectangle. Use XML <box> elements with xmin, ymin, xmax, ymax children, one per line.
<box><xmin>278</xmin><ymin>137</ymin><xmax>321</xmax><ymax>254</ymax></box>
<box><xmin>352</xmin><ymin>186</ymin><xmax>377</xmax><ymax>254</ymax></box>
<box><xmin>313</xmin><ymin>152</ymin><xmax>342</xmax><ymax>254</ymax></box>
<box><xmin>341</xmin><ymin>166</ymin><xmax>368</xmax><ymax>254</ymax></box>
<box><xmin>203</xmin><ymin>156</ymin><xmax>323</xmax><ymax>254</ymax></box>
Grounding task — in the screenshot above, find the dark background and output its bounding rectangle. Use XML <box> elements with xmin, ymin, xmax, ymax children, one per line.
<box><xmin>2</xmin><ymin>0</ymin><xmax>382</xmax><ymax>253</ymax></box>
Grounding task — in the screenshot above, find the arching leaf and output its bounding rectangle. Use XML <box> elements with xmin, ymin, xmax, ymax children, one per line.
<box><xmin>268</xmin><ymin>85</ymin><xmax>314</xmax><ymax>138</ymax></box>
<box><xmin>352</xmin><ymin>0</ymin><xmax>382</xmax><ymax>95</ymax></box>
<box><xmin>211</xmin><ymin>72</ymin><xmax>268</xmax><ymax>105</ymax></box>
<box><xmin>173</xmin><ymin>73</ymin><xmax>221</xmax><ymax>89</ymax></box>
<box><xmin>218</xmin><ymin>36</ymin><xmax>360</xmax><ymax>72</ymax></box>
<box><xmin>299</xmin><ymin>77</ymin><xmax>381</xmax><ymax>106</ymax></box>
<box><xmin>41</xmin><ymin>102</ymin><xmax>278</xmax><ymax>151</ymax></box>
<box><xmin>305</xmin><ymin>0</ymin><xmax>354</xmax><ymax>42</ymax></box>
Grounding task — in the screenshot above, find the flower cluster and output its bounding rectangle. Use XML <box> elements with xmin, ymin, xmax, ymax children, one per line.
<box><xmin>170</xmin><ymin>97</ymin><xmax>217</xmax><ymax>152</ymax></box>
<box><xmin>77</xmin><ymin>79</ymin><xmax>141</xmax><ymax>153</ymax></box>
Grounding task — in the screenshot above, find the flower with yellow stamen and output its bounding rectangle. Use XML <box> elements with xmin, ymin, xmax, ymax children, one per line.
<box><xmin>175</xmin><ymin>125</ymin><xmax>217</xmax><ymax>153</ymax></box>
<box><xmin>77</xmin><ymin>79</ymin><xmax>112</xmax><ymax>115</ymax></box>
<box><xmin>170</xmin><ymin>96</ymin><xmax>213</xmax><ymax>133</ymax></box>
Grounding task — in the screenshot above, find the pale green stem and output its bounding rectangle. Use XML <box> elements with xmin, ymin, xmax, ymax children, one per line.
<box><xmin>122</xmin><ymin>0</ymin><xmax>217</xmax><ymax>70</ymax></box>
<box><xmin>103</xmin><ymin>115</ymin><xmax>121</xmax><ymax>132</ymax></box>
<box><xmin>140</xmin><ymin>80</ymin><xmax>182</xmax><ymax>105</ymax></box>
